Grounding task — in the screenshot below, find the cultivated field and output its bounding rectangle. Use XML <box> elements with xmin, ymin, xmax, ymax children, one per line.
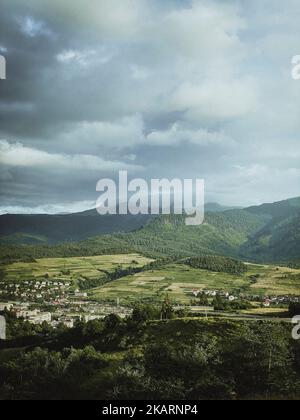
<box><xmin>0</xmin><ymin>254</ymin><xmax>153</xmax><ymax>285</ymax></box>
<box><xmin>1</xmin><ymin>255</ymin><xmax>300</xmax><ymax>307</ymax></box>
<box><xmin>91</xmin><ymin>262</ymin><xmax>300</xmax><ymax>306</ymax></box>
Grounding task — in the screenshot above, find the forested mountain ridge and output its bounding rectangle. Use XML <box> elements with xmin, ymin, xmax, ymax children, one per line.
<box><xmin>240</xmin><ymin>209</ymin><xmax>300</xmax><ymax>262</ymax></box>
<box><xmin>0</xmin><ymin>212</ymin><xmax>155</xmax><ymax>244</ymax></box>
<box><xmin>0</xmin><ymin>203</ymin><xmax>235</xmax><ymax>245</ymax></box>
<box><xmin>0</xmin><ymin>197</ymin><xmax>299</xmax><ymax>264</ymax></box>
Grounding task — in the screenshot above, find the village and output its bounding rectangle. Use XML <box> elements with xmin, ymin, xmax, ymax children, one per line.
<box><xmin>1</xmin><ymin>272</ymin><xmax>299</xmax><ymax>328</ymax></box>
<box><xmin>192</xmin><ymin>288</ymin><xmax>300</xmax><ymax>307</ymax></box>
<box><xmin>0</xmin><ymin>277</ymin><xmax>132</xmax><ymax>328</ymax></box>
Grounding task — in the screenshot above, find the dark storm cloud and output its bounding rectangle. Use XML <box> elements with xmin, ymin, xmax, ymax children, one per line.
<box><xmin>0</xmin><ymin>0</ymin><xmax>300</xmax><ymax>213</ymax></box>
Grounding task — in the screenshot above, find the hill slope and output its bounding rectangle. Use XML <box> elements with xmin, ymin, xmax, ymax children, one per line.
<box><xmin>240</xmin><ymin>209</ymin><xmax>300</xmax><ymax>262</ymax></box>
<box><xmin>0</xmin><ymin>211</ymin><xmax>155</xmax><ymax>244</ymax></box>
<box><xmin>0</xmin><ymin>203</ymin><xmax>233</xmax><ymax>245</ymax></box>
<box><xmin>0</xmin><ymin>197</ymin><xmax>299</xmax><ymax>264</ymax></box>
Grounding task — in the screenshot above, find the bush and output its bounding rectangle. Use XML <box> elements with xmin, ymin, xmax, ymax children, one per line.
<box><xmin>289</xmin><ymin>302</ymin><xmax>300</xmax><ymax>317</ymax></box>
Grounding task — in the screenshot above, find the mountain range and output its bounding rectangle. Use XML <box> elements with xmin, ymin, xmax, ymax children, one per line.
<box><xmin>0</xmin><ymin>197</ymin><xmax>299</xmax><ymax>264</ymax></box>
<box><xmin>0</xmin><ymin>203</ymin><xmax>237</xmax><ymax>245</ymax></box>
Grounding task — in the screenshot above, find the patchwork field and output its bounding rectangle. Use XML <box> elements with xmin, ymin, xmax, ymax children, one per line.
<box><xmin>91</xmin><ymin>262</ymin><xmax>300</xmax><ymax>306</ymax></box>
<box><xmin>246</xmin><ymin>263</ymin><xmax>300</xmax><ymax>295</ymax></box>
<box><xmin>0</xmin><ymin>254</ymin><xmax>153</xmax><ymax>285</ymax></box>
<box><xmin>1</xmin><ymin>255</ymin><xmax>300</xmax><ymax>307</ymax></box>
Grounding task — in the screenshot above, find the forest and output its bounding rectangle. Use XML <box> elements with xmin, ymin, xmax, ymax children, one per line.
<box><xmin>0</xmin><ymin>308</ymin><xmax>300</xmax><ymax>400</ymax></box>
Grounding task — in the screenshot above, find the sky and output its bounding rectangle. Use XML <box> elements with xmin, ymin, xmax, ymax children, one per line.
<box><xmin>0</xmin><ymin>0</ymin><xmax>300</xmax><ymax>214</ymax></box>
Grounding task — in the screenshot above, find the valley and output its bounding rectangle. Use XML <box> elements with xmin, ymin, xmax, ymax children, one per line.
<box><xmin>1</xmin><ymin>253</ymin><xmax>300</xmax><ymax>326</ymax></box>
<box><xmin>91</xmin><ymin>262</ymin><xmax>300</xmax><ymax>306</ymax></box>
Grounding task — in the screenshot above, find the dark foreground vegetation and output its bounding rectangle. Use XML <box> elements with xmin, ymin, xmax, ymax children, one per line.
<box><xmin>0</xmin><ymin>307</ymin><xmax>300</xmax><ymax>400</ymax></box>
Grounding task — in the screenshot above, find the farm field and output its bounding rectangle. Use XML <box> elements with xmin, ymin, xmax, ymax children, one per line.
<box><xmin>1</xmin><ymin>255</ymin><xmax>300</xmax><ymax>306</ymax></box>
<box><xmin>246</xmin><ymin>263</ymin><xmax>300</xmax><ymax>295</ymax></box>
<box><xmin>91</xmin><ymin>262</ymin><xmax>300</xmax><ymax>306</ymax></box>
<box><xmin>0</xmin><ymin>254</ymin><xmax>153</xmax><ymax>285</ymax></box>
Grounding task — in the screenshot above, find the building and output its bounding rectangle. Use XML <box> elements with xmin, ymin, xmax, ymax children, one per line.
<box><xmin>16</xmin><ymin>309</ymin><xmax>39</xmax><ymax>319</ymax></box>
<box><xmin>28</xmin><ymin>312</ymin><xmax>52</xmax><ymax>325</ymax></box>
<box><xmin>84</xmin><ymin>314</ymin><xmax>104</xmax><ymax>322</ymax></box>
<box><xmin>61</xmin><ymin>318</ymin><xmax>74</xmax><ymax>328</ymax></box>
<box><xmin>75</xmin><ymin>291</ymin><xmax>88</xmax><ymax>298</ymax></box>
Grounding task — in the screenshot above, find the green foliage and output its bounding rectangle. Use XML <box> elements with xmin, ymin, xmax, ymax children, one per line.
<box><xmin>241</xmin><ymin>210</ymin><xmax>300</xmax><ymax>263</ymax></box>
<box><xmin>212</xmin><ymin>295</ymin><xmax>252</xmax><ymax>312</ymax></box>
<box><xmin>1</xmin><ymin>197</ymin><xmax>300</xmax><ymax>264</ymax></box>
<box><xmin>0</xmin><ymin>346</ymin><xmax>108</xmax><ymax>400</ymax></box>
<box><xmin>1</xmin><ymin>316</ymin><xmax>300</xmax><ymax>400</ymax></box>
<box><xmin>131</xmin><ymin>304</ymin><xmax>161</xmax><ymax>324</ymax></box>
<box><xmin>161</xmin><ymin>295</ymin><xmax>174</xmax><ymax>320</ymax></box>
<box><xmin>185</xmin><ymin>255</ymin><xmax>247</xmax><ymax>275</ymax></box>
<box><xmin>0</xmin><ymin>209</ymin><xmax>267</xmax><ymax>263</ymax></box>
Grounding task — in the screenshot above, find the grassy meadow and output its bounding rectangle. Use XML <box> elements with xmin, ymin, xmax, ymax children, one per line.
<box><xmin>91</xmin><ymin>261</ymin><xmax>300</xmax><ymax>306</ymax></box>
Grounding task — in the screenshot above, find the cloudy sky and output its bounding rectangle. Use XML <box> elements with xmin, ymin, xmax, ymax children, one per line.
<box><xmin>0</xmin><ymin>0</ymin><xmax>300</xmax><ymax>214</ymax></box>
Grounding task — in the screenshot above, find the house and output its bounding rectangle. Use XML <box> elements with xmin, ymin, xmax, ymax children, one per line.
<box><xmin>59</xmin><ymin>317</ymin><xmax>74</xmax><ymax>328</ymax></box>
<box><xmin>28</xmin><ymin>312</ymin><xmax>52</xmax><ymax>325</ymax></box>
<box><xmin>16</xmin><ymin>309</ymin><xmax>39</xmax><ymax>319</ymax></box>
<box><xmin>84</xmin><ymin>314</ymin><xmax>104</xmax><ymax>322</ymax></box>
<box><xmin>75</xmin><ymin>292</ymin><xmax>88</xmax><ymax>298</ymax></box>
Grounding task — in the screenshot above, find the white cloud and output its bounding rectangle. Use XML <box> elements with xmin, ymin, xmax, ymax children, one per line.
<box><xmin>1</xmin><ymin>0</ymin><xmax>300</xmax><ymax>209</ymax></box>
<box><xmin>57</xmin><ymin>116</ymin><xmax>237</xmax><ymax>150</ymax></box>
<box><xmin>147</xmin><ymin>123</ymin><xmax>235</xmax><ymax>147</ymax></box>
<box><xmin>56</xmin><ymin>47</ymin><xmax>114</xmax><ymax>67</ymax></box>
<box><xmin>57</xmin><ymin>50</ymin><xmax>96</xmax><ymax>66</ymax></box>
<box><xmin>18</xmin><ymin>16</ymin><xmax>52</xmax><ymax>38</ymax></box>
<box><xmin>57</xmin><ymin>115</ymin><xmax>145</xmax><ymax>150</ymax></box>
<box><xmin>20</xmin><ymin>0</ymin><xmax>149</xmax><ymax>38</ymax></box>
<box><xmin>0</xmin><ymin>140</ymin><xmax>142</xmax><ymax>172</ymax></box>
<box><xmin>158</xmin><ymin>0</ymin><xmax>245</xmax><ymax>59</ymax></box>
<box><xmin>169</xmin><ymin>78</ymin><xmax>258</xmax><ymax>122</ymax></box>
<box><xmin>0</xmin><ymin>201</ymin><xmax>95</xmax><ymax>215</ymax></box>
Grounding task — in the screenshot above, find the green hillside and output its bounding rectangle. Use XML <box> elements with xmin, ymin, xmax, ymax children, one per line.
<box><xmin>0</xmin><ymin>212</ymin><xmax>155</xmax><ymax>244</ymax></box>
<box><xmin>0</xmin><ymin>197</ymin><xmax>299</xmax><ymax>264</ymax></box>
<box><xmin>0</xmin><ymin>203</ymin><xmax>234</xmax><ymax>245</ymax></box>
<box><xmin>240</xmin><ymin>210</ymin><xmax>300</xmax><ymax>262</ymax></box>
<box><xmin>0</xmin><ymin>210</ymin><xmax>267</xmax><ymax>263</ymax></box>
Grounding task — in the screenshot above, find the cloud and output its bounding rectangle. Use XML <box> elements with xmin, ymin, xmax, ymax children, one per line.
<box><xmin>0</xmin><ymin>201</ymin><xmax>95</xmax><ymax>215</ymax></box>
<box><xmin>168</xmin><ymin>78</ymin><xmax>258</xmax><ymax>122</ymax></box>
<box><xmin>147</xmin><ymin>123</ymin><xmax>235</xmax><ymax>147</ymax></box>
<box><xmin>55</xmin><ymin>115</ymin><xmax>145</xmax><ymax>152</ymax></box>
<box><xmin>0</xmin><ymin>140</ymin><xmax>142</xmax><ymax>172</ymax></box>
<box><xmin>18</xmin><ymin>16</ymin><xmax>52</xmax><ymax>38</ymax></box>
<box><xmin>8</xmin><ymin>0</ymin><xmax>149</xmax><ymax>39</ymax></box>
<box><xmin>158</xmin><ymin>0</ymin><xmax>245</xmax><ymax>59</ymax></box>
<box><xmin>0</xmin><ymin>0</ymin><xmax>299</xmax><ymax>210</ymax></box>
<box><xmin>56</xmin><ymin>49</ymin><xmax>96</xmax><ymax>66</ymax></box>
<box><xmin>56</xmin><ymin>47</ymin><xmax>114</xmax><ymax>67</ymax></box>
